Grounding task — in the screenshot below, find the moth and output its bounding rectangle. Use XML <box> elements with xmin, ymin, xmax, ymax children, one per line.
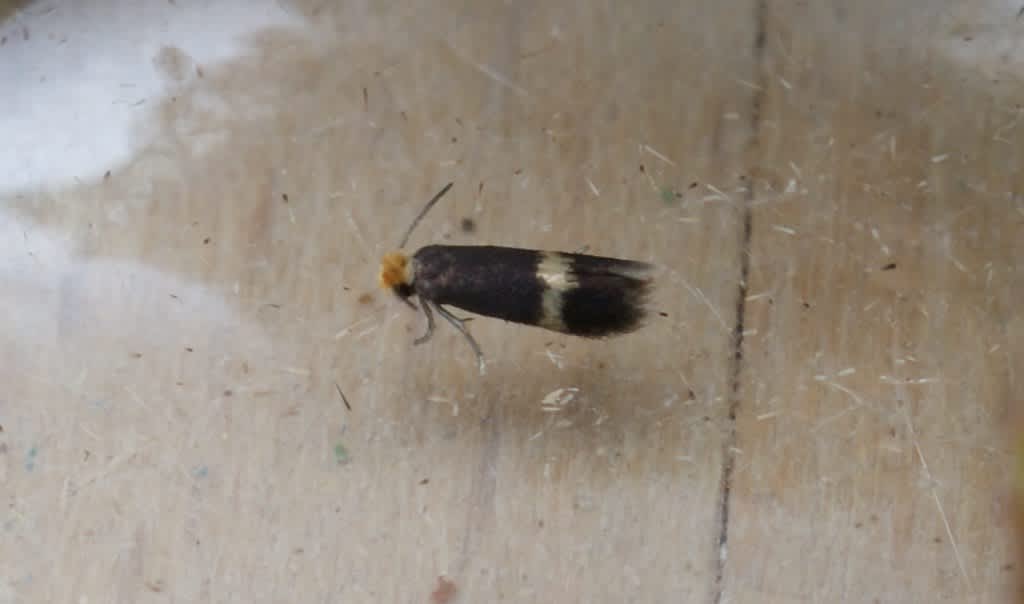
<box><xmin>379</xmin><ymin>182</ymin><xmax>653</xmax><ymax>372</ymax></box>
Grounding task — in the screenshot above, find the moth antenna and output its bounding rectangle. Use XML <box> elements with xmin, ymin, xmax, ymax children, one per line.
<box><xmin>397</xmin><ymin>182</ymin><xmax>455</xmax><ymax>249</ymax></box>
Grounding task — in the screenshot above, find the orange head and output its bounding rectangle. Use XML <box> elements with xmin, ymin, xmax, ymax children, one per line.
<box><xmin>379</xmin><ymin>252</ymin><xmax>414</xmax><ymax>295</ymax></box>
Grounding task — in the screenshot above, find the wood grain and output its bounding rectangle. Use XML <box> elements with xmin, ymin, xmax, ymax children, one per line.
<box><xmin>723</xmin><ymin>2</ymin><xmax>1022</xmax><ymax>602</ymax></box>
<box><xmin>0</xmin><ymin>1</ymin><xmax>1019</xmax><ymax>602</ymax></box>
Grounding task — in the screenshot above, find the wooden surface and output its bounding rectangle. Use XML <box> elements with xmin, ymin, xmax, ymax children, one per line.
<box><xmin>0</xmin><ymin>1</ymin><xmax>1020</xmax><ymax>602</ymax></box>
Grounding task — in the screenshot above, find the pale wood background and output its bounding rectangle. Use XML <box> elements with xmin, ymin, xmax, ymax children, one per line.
<box><xmin>0</xmin><ymin>0</ymin><xmax>1021</xmax><ymax>602</ymax></box>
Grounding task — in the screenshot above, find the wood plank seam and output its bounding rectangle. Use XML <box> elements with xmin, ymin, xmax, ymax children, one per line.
<box><xmin>712</xmin><ymin>1</ymin><xmax>767</xmax><ymax>602</ymax></box>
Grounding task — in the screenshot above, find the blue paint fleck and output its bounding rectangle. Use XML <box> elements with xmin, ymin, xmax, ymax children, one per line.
<box><xmin>191</xmin><ymin>465</ymin><xmax>208</xmax><ymax>479</ymax></box>
<box><xmin>25</xmin><ymin>446</ymin><xmax>37</xmax><ymax>471</ymax></box>
<box><xmin>334</xmin><ymin>443</ymin><xmax>349</xmax><ymax>465</ymax></box>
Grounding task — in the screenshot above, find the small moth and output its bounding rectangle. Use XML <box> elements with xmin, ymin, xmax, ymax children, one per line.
<box><xmin>379</xmin><ymin>182</ymin><xmax>653</xmax><ymax>372</ymax></box>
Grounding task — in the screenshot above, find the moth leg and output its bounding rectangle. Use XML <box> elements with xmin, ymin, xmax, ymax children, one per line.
<box><xmin>413</xmin><ymin>298</ymin><xmax>436</xmax><ymax>345</ymax></box>
<box><xmin>400</xmin><ymin>296</ymin><xmax>417</xmax><ymax>311</ymax></box>
<box><xmin>434</xmin><ymin>303</ymin><xmax>485</xmax><ymax>373</ymax></box>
